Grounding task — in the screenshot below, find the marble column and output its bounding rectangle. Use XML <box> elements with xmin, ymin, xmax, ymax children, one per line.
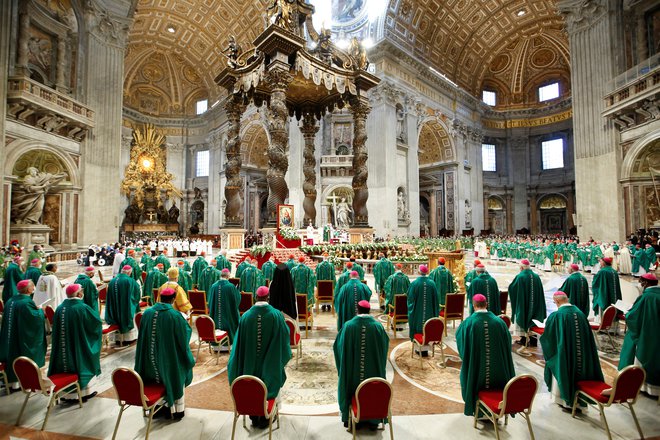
<box><xmin>223</xmin><ymin>97</ymin><xmax>245</xmax><ymax>227</ymax></box>
<box><xmin>505</xmin><ymin>194</ymin><xmax>513</xmax><ymax>234</ymax></box>
<box><xmin>350</xmin><ymin>96</ymin><xmax>372</xmax><ymax>227</ymax></box>
<box><xmin>16</xmin><ymin>11</ymin><xmax>29</xmax><ymax>75</ymax></box>
<box><xmin>301</xmin><ymin>113</ymin><xmax>319</xmax><ymax>226</ymax></box>
<box><xmin>264</xmin><ymin>70</ymin><xmax>293</xmax><ymax>225</ymax></box>
<box><xmin>0</xmin><ymin>0</ymin><xmax>11</xmax><ymax>242</ymax></box>
<box><xmin>55</xmin><ymin>34</ymin><xmax>68</xmax><ymax>92</ymax></box>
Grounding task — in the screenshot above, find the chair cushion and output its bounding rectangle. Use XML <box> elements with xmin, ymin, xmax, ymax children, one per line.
<box><xmin>439</xmin><ymin>310</ymin><xmax>445</xmax><ymax>317</ymax></box>
<box><xmin>143</xmin><ymin>383</ymin><xmax>167</xmax><ymax>406</ymax></box>
<box><xmin>477</xmin><ymin>389</ymin><xmax>504</xmax><ymax>413</ymax></box>
<box><xmin>214</xmin><ymin>330</ymin><xmax>228</xmax><ymax>341</ymax></box>
<box><xmin>48</xmin><ymin>373</ymin><xmax>79</xmax><ymax>392</ymax></box>
<box><xmin>294</xmin><ymin>333</ymin><xmax>301</xmax><ymax>345</ymax></box>
<box><xmin>102</xmin><ymin>324</ymin><xmax>120</xmax><ymax>334</ymax></box>
<box><xmin>413</xmin><ymin>334</ymin><xmax>424</xmax><ymax>345</ymax></box>
<box><xmin>589</xmin><ymin>324</ymin><xmax>601</xmax><ymax>331</ymax></box>
<box><xmin>139</xmin><ymin>301</ymin><xmax>148</xmax><ymax>308</ymax></box>
<box><xmin>530</xmin><ymin>326</ymin><xmax>545</xmax><ymax>335</ymax></box>
<box><xmin>351</xmin><ymin>396</ymin><xmax>358</xmax><ymax>416</ymax></box>
<box><xmin>267</xmin><ymin>398</ymin><xmax>276</xmax><ymax>414</ymax></box>
<box><xmin>577</xmin><ymin>381</ymin><xmax>611</xmax><ymax>403</ymax></box>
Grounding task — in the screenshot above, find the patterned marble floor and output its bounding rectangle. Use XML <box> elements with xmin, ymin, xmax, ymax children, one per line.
<box><xmin>1</xmin><ymin>254</ymin><xmax>658</xmax><ymax>440</ymax></box>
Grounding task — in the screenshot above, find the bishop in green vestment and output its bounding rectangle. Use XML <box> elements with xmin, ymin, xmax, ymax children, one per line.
<box><xmin>154</xmin><ymin>253</ymin><xmax>171</xmax><ymax>272</ymax></box>
<box><xmin>540</xmin><ymin>292</ymin><xmax>603</xmax><ymax>407</ymax></box>
<box><xmin>191</xmin><ymin>254</ymin><xmax>208</xmax><ymax>287</ymax></box>
<box><xmin>373</xmin><ymin>255</ymin><xmax>395</xmax><ymax>293</ymax></box>
<box><xmin>105</xmin><ymin>265</ymin><xmax>141</xmax><ymax>343</ymax></box>
<box><xmin>315</xmin><ymin>257</ymin><xmax>336</xmax><ymax>286</ymax></box>
<box><xmin>430</xmin><ymin>258</ymin><xmax>455</xmax><ymax>308</ymax></box>
<box><xmin>199</xmin><ymin>261</ymin><xmax>221</xmax><ymax>296</ymax></box>
<box><xmin>334</xmin><ymin>300</ymin><xmax>389</xmax><ymax>425</ymax></box>
<box><xmin>591</xmin><ymin>257</ymin><xmax>621</xmax><ymax>315</ymax></box>
<box><xmin>140</xmin><ymin>251</ymin><xmax>154</xmax><ymax>272</ymax></box>
<box><xmin>208</xmin><ymin>269</ymin><xmax>241</xmax><ymax>342</ymax></box>
<box><xmin>176</xmin><ymin>262</ymin><xmax>192</xmax><ymax>293</ymax></box>
<box><xmin>236</xmin><ymin>257</ymin><xmax>252</xmax><ymax>279</ymax></box>
<box><xmin>143</xmin><ymin>264</ymin><xmax>168</xmax><ymax>302</ymax></box>
<box><xmin>464</xmin><ymin>259</ymin><xmax>482</xmax><ymax>286</ymax></box>
<box><xmin>48</xmin><ymin>284</ymin><xmax>102</xmax><ymax>397</ymax></box>
<box><xmin>3</xmin><ymin>256</ymin><xmax>24</xmax><ymax>304</ymax></box>
<box><xmin>240</xmin><ymin>263</ymin><xmax>266</xmax><ymax>301</ymax></box>
<box><xmin>0</xmin><ymin>280</ymin><xmax>46</xmax><ymax>385</ymax></box>
<box><xmin>644</xmin><ymin>244</ymin><xmax>656</xmax><ymax>271</ymax></box>
<box><xmin>335</xmin><ymin>272</ymin><xmax>372</xmax><ymax>331</ymax></box>
<box><xmin>215</xmin><ymin>250</ymin><xmax>232</xmax><ymax>272</ymax></box>
<box><xmin>24</xmin><ymin>258</ymin><xmax>43</xmax><ymax>286</ymax></box>
<box><xmin>559</xmin><ymin>264</ymin><xmax>590</xmax><ymax>316</ymax></box>
<box><xmin>335</xmin><ymin>262</ymin><xmax>354</xmax><ymax>294</ymax></box>
<box><xmin>74</xmin><ymin>266</ymin><xmax>100</xmax><ymax>313</ymax></box>
<box><xmin>619</xmin><ymin>273</ymin><xmax>660</xmax><ymax>396</ymax></box>
<box><xmin>135</xmin><ymin>288</ymin><xmax>195</xmax><ymax>418</ymax></box>
<box><xmin>123</xmin><ymin>251</ymin><xmax>142</xmax><ymax>284</ymax></box>
<box><xmin>407</xmin><ymin>265</ymin><xmax>440</xmax><ymax>341</ymax></box>
<box><xmin>456</xmin><ymin>294</ymin><xmax>515</xmax><ymax>416</ymax></box>
<box><xmin>632</xmin><ymin>245</ymin><xmax>646</xmax><ymax>275</ymax></box>
<box><xmin>285</xmin><ymin>255</ymin><xmax>296</xmax><ymax>270</ymax></box>
<box><xmin>349</xmin><ymin>259</ymin><xmax>366</xmax><ymax>280</ymax></box>
<box><xmin>228</xmin><ymin>286</ymin><xmax>291</xmax><ymax>418</ymax></box>
<box><xmin>507</xmin><ymin>259</ymin><xmax>546</xmax><ymax>342</ymax></box>
<box><xmin>383</xmin><ymin>265</ymin><xmax>410</xmax><ymax>311</ymax></box>
<box><xmin>291</xmin><ymin>257</ymin><xmax>317</xmax><ymax>305</ymax></box>
<box><xmin>467</xmin><ymin>265</ymin><xmax>500</xmax><ymax>315</ymax></box>
<box><xmin>261</xmin><ymin>257</ymin><xmax>277</xmax><ymax>283</ymax></box>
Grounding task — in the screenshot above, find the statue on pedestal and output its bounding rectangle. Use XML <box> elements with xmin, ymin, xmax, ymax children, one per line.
<box><xmin>168</xmin><ymin>202</ymin><xmax>180</xmax><ymax>224</ymax></box>
<box><xmin>336</xmin><ymin>197</ymin><xmax>352</xmax><ymax>229</ymax></box>
<box><xmin>11</xmin><ymin>167</ymin><xmax>67</xmax><ymax>224</ymax></box>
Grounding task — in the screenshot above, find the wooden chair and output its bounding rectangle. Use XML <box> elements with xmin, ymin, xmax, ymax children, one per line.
<box><xmin>474</xmin><ymin>375</ymin><xmax>538</xmax><ymax>440</ymax></box>
<box><xmin>230</xmin><ymin>375</ymin><xmax>280</xmax><ymax>440</ymax></box>
<box><xmin>498</xmin><ymin>314</ymin><xmax>512</xmax><ymax>329</ymax></box>
<box><xmin>316</xmin><ymin>280</ymin><xmax>335</xmax><ymax>315</ymax></box>
<box><xmin>360</xmin><ymin>279</ymin><xmax>368</xmax><ymax>285</ymax></box>
<box><xmin>152</xmin><ymin>288</ymin><xmax>160</xmax><ymax>304</ymax></box>
<box><xmin>194</xmin><ymin>315</ymin><xmax>230</xmax><ymax>364</ymax></box>
<box><xmin>411</xmin><ymin>317</ymin><xmax>445</xmax><ymax>368</ymax></box>
<box><xmin>0</xmin><ymin>362</ymin><xmax>10</xmax><ymax>396</ymax></box>
<box><xmin>591</xmin><ymin>305</ymin><xmax>618</xmax><ymax>352</ymax></box>
<box><xmin>440</xmin><ymin>293</ymin><xmax>466</xmax><ymax>335</ymax></box>
<box><xmin>97</xmin><ymin>269</ymin><xmax>107</xmax><ymax>283</ymax></box>
<box><xmin>111</xmin><ymin>368</ymin><xmax>166</xmax><ymax>440</ymax></box>
<box><xmin>97</xmin><ymin>284</ymin><xmax>108</xmax><ymax>314</ymax></box>
<box><xmin>387</xmin><ymin>294</ymin><xmax>408</xmax><ymax>339</ymax></box>
<box><xmin>296</xmin><ymin>294</ymin><xmax>314</xmax><ymax>338</ymax></box>
<box><xmin>285</xmin><ymin>317</ymin><xmax>302</xmax><ymax>365</ymax></box>
<box><xmin>135</xmin><ymin>312</ymin><xmax>143</xmax><ymax>333</ymax></box>
<box><xmin>239</xmin><ymin>292</ymin><xmax>254</xmax><ymax>316</ymax></box>
<box><xmin>188</xmin><ymin>289</ymin><xmax>208</xmax><ymax>323</ymax></box>
<box><xmin>571</xmin><ymin>365</ymin><xmax>646</xmax><ymax>440</ymax></box>
<box><xmin>13</xmin><ymin>356</ymin><xmax>83</xmax><ymax>431</ymax></box>
<box><xmin>349</xmin><ymin>378</ymin><xmax>394</xmax><ymax>440</ymax></box>
<box><xmin>499</xmin><ymin>289</ymin><xmax>508</xmax><ymax>315</ymax></box>
<box><xmin>229</xmin><ymin>277</ymin><xmax>240</xmax><ymax>287</ymax></box>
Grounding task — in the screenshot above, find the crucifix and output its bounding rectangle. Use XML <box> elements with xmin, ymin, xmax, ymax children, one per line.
<box><xmin>146</xmin><ymin>212</ymin><xmax>156</xmax><ymax>222</ymax></box>
<box><xmin>327</xmin><ymin>194</ymin><xmax>340</xmax><ymax>228</ymax></box>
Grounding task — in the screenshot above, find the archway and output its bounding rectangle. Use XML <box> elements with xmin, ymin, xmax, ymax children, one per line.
<box><xmin>487</xmin><ymin>196</ymin><xmax>506</xmax><ymax>234</ymax></box>
<box><xmin>621</xmin><ymin>134</ymin><xmax>660</xmax><ymax>234</ymax></box>
<box><xmin>537</xmin><ymin>194</ymin><xmax>568</xmax><ymax>235</ymax></box>
<box><xmin>321</xmin><ymin>185</ymin><xmax>354</xmax><ymax>229</ymax></box>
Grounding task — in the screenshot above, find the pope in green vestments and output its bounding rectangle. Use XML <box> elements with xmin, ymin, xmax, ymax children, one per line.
<box><xmin>334</xmin><ymin>301</ymin><xmax>389</xmax><ymax>424</ymax></box>
<box><xmin>315</xmin><ymin>258</ymin><xmax>336</xmax><ymax>286</ymax></box>
<box><xmin>335</xmin><ymin>273</ymin><xmax>372</xmax><ymax>331</ymax></box>
<box><xmin>74</xmin><ymin>268</ymin><xmax>100</xmax><ymax>313</ymax></box>
<box><xmin>429</xmin><ymin>260</ymin><xmax>455</xmax><ymax>308</ymax></box>
<box><xmin>373</xmin><ymin>256</ymin><xmax>395</xmax><ymax>293</ymax></box>
<box><xmin>135</xmin><ymin>289</ymin><xmax>195</xmax><ymax>414</ymax></box>
<box><xmin>199</xmin><ymin>263</ymin><xmax>221</xmax><ymax>296</ymax></box>
<box><xmin>383</xmin><ymin>269</ymin><xmax>410</xmax><ymax>311</ymax></box>
<box><xmin>0</xmin><ymin>280</ymin><xmax>46</xmax><ymax>384</ymax></box>
<box><xmin>228</xmin><ymin>287</ymin><xmax>292</xmax><ymax>400</ymax></box>
<box><xmin>3</xmin><ymin>259</ymin><xmax>24</xmax><ymax>304</ymax></box>
<box><xmin>48</xmin><ymin>284</ymin><xmax>102</xmax><ymax>393</ymax></box>
<box><xmin>540</xmin><ymin>292</ymin><xmax>603</xmax><ymax>406</ymax></box>
<box><xmin>24</xmin><ymin>260</ymin><xmax>43</xmax><ymax>286</ymax></box>
<box><xmin>619</xmin><ymin>275</ymin><xmax>660</xmax><ymax>395</ymax></box>
<box><xmin>240</xmin><ymin>264</ymin><xmax>266</xmax><ymax>300</ymax></box>
<box><xmin>155</xmin><ymin>253</ymin><xmax>171</xmax><ymax>272</ymax></box>
<box><xmin>591</xmin><ymin>259</ymin><xmax>621</xmax><ymax>314</ymax></box>
<box><xmin>559</xmin><ymin>264</ymin><xmax>590</xmax><ymax>316</ymax></box>
<box><xmin>407</xmin><ymin>266</ymin><xmax>440</xmax><ymax>341</ymax></box>
<box><xmin>467</xmin><ymin>268</ymin><xmax>500</xmax><ymax>315</ymax></box>
<box><xmin>507</xmin><ymin>260</ymin><xmax>546</xmax><ymax>333</ymax></box>
<box><xmin>105</xmin><ymin>267</ymin><xmax>141</xmax><ymax>337</ymax></box>
<box><xmin>208</xmin><ymin>272</ymin><xmax>241</xmax><ymax>342</ymax></box>
<box><xmin>456</xmin><ymin>295</ymin><xmax>515</xmax><ymax>416</ymax></box>
<box><xmin>291</xmin><ymin>259</ymin><xmax>317</xmax><ymax>305</ymax></box>
<box><xmin>142</xmin><ymin>266</ymin><xmax>168</xmax><ymax>302</ymax></box>
<box><xmin>191</xmin><ymin>255</ymin><xmax>208</xmax><ymax>287</ymax></box>
<box><xmin>261</xmin><ymin>258</ymin><xmax>277</xmax><ymax>282</ymax></box>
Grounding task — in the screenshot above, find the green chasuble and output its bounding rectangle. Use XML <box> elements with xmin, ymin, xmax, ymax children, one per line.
<box><xmin>430</xmin><ymin>266</ymin><xmax>455</xmax><ymax>307</ymax></box>
<box><xmin>559</xmin><ymin>272</ymin><xmax>590</xmax><ymax>316</ymax></box>
<box><xmin>105</xmin><ymin>273</ymin><xmax>141</xmax><ymax>333</ymax></box>
<box><xmin>122</xmin><ymin>257</ymin><xmax>142</xmax><ymax>283</ymax></box>
<box><xmin>464</xmin><ymin>269</ymin><xmax>478</xmax><ymax>286</ymax></box>
<box><xmin>48</xmin><ymin>298</ymin><xmax>102</xmax><ymax>388</ymax></box>
<box><xmin>154</xmin><ymin>255</ymin><xmax>171</xmax><ymax>272</ymax></box>
<box><xmin>140</xmin><ymin>253</ymin><xmax>154</xmax><ymax>272</ymax></box>
<box><xmin>407</xmin><ymin>276</ymin><xmax>440</xmax><ymax>341</ymax></box>
<box><xmin>215</xmin><ymin>255</ymin><xmax>232</xmax><ymax>272</ymax></box>
<box><xmin>591</xmin><ymin>266</ymin><xmax>621</xmax><ymax>314</ymax></box>
<box><xmin>456</xmin><ymin>311</ymin><xmax>515</xmax><ymax>416</ymax></box>
<box><xmin>142</xmin><ymin>269</ymin><xmax>167</xmax><ymax>301</ymax></box>
<box><xmin>315</xmin><ymin>260</ymin><xmax>336</xmax><ymax>286</ymax></box>
<box><xmin>644</xmin><ymin>246</ymin><xmax>656</xmax><ymax>270</ymax></box>
<box><xmin>335</xmin><ymin>270</ymin><xmax>351</xmax><ymax>294</ymax></box>
<box><xmin>540</xmin><ymin>304</ymin><xmax>603</xmax><ymax>405</ymax></box>
<box><xmin>199</xmin><ymin>266</ymin><xmax>221</xmax><ymax>296</ymax></box>
<box><xmin>373</xmin><ymin>258</ymin><xmax>395</xmax><ymax>293</ymax></box>
<box><xmin>228</xmin><ymin>303</ymin><xmax>292</xmax><ymax>399</ymax></box>
<box><xmin>467</xmin><ymin>273</ymin><xmax>500</xmax><ymax>315</ymax></box>
<box><xmin>178</xmin><ymin>270</ymin><xmax>192</xmax><ymax>294</ymax></box>
<box><xmin>619</xmin><ymin>286</ymin><xmax>660</xmax><ymax>387</ymax></box>
<box><xmin>261</xmin><ymin>260</ymin><xmax>277</xmax><ymax>282</ymax></box>
<box><xmin>179</xmin><ymin>261</ymin><xmax>192</xmax><ymax>272</ymax></box>
<box><xmin>507</xmin><ymin>269</ymin><xmax>546</xmax><ymax>331</ymax></box>
<box><xmin>25</xmin><ymin>266</ymin><xmax>43</xmax><ymax>286</ymax></box>
<box><xmin>632</xmin><ymin>248</ymin><xmax>646</xmax><ymax>273</ymax></box>
<box><xmin>239</xmin><ymin>266</ymin><xmax>266</xmax><ymax>300</ymax></box>
<box><xmin>235</xmin><ymin>261</ymin><xmax>250</xmax><ymax>279</ymax></box>
<box><xmin>74</xmin><ymin>274</ymin><xmax>100</xmax><ymax>313</ymax></box>
<box><xmin>352</xmin><ymin>263</ymin><xmax>366</xmax><ymax>280</ymax></box>
<box><xmin>383</xmin><ymin>272</ymin><xmax>410</xmax><ymax>311</ymax></box>
<box><xmin>135</xmin><ymin>303</ymin><xmax>195</xmax><ymax>406</ymax></box>
<box><xmin>191</xmin><ymin>256</ymin><xmax>208</xmax><ymax>286</ymax></box>
<box><xmin>0</xmin><ymin>294</ymin><xmax>47</xmax><ymax>382</ymax></box>
<box><xmin>291</xmin><ymin>264</ymin><xmax>317</xmax><ymax>304</ymax></box>
<box><xmin>3</xmin><ymin>262</ymin><xmax>24</xmax><ymax>304</ymax></box>
<box><xmin>208</xmin><ymin>279</ymin><xmax>241</xmax><ymax>342</ymax></box>
<box><xmin>333</xmin><ymin>315</ymin><xmax>389</xmax><ymax>423</ymax></box>
<box><xmin>285</xmin><ymin>258</ymin><xmax>296</xmax><ymax>270</ymax></box>
<box><xmin>335</xmin><ymin>279</ymin><xmax>372</xmax><ymax>331</ymax></box>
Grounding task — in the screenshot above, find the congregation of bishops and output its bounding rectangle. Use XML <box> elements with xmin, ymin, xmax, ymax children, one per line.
<box><xmin>1</xmin><ymin>245</ymin><xmax>658</xmax><ymax>430</ymax></box>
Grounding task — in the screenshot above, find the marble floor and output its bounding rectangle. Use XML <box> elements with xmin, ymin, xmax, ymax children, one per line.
<box><xmin>1</xmin><ymin>254</ymin><xmax>658</xmax><ymax>440</ymax></box>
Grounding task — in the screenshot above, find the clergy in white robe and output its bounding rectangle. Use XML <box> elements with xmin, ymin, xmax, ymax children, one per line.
<box><xmin>33</xmin><ymin>263</ymin><xmax>66</xmax><ymax>309</ymax></box>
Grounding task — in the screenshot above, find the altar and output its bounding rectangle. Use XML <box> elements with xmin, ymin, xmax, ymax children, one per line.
<box><xmin>123</xmin><ymin>224</ymin><xmax>179</xmax><ymax>233</ymax></box>
<box><xmin>425</xmin><ymin>250</ymin><xmax>466</xmax><ymax>290</ymax></box>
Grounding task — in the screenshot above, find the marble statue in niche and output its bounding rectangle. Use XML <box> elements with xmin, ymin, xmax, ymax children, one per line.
<box><xmin>396</xmin><ymin>103</ymin><xmax>407</xmax><ymax>142</ymax></box>
<box><xmin>336</xmin><ymin>197</ymin><xmax>353</xmax><ymax>228</ymax></box>
<box><xmin>168</xmin><ymin>202</ymin><xmax>180</xmax><ymax>224</ymax></box>
<box><xmin>397</xmin><ymin>188</ymin><xmax>410</xmax><ymax>223</ymax></box>
<box><xmin>11</xmin><ymin>167</ymin><xmax>67</xmax><ymax>224</ymax></box>
<box><xmin>465</xmin><ymin>199</ymin><xmax>472</xmax><ymax>229</ymax></box>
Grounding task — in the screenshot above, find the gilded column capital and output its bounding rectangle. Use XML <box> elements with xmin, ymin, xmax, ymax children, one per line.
<box><xmin>556</xmin><ymin>0</ymin><xmax>608</xmax><ymax>34</ymax></box>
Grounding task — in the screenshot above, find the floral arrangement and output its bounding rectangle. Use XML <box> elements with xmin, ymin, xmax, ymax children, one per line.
<box><xmin>250</xmin><ymin>244</ymin><xmax>273</xmax><ymax>258</ymax></box>
<box><xmin>278</xmin><ymin>227</ymin><xmax>300</xmax><ymax>241</ymax></box>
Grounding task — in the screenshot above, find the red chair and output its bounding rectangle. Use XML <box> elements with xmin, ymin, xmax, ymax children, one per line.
<box><xmin>141</xmin><ymin>271</ymin><xmax>147</xmax><ymax>284</ymax></box>
<box><xmin>44</xmin><ymin>305</ymin><xmax>55</xmax><ymax>332</ymax></box>
<box><xmin>13</xmin><ymin>356</ymin><xmax>83</xmax><ymax>430</ymax></box>
<box><xmin>194</xmin><ymin>315</ymin><xmax>230</xmax><ymax>364</ymax></box>
<box><xmin>499</xmin><ymin>289</ymin><xmax>508</xmax><ymax>315</ymax></box>
<box><xmin>316</xmin><ymin>280</ymin><xmax>335</xmax><ymax>315</ymax></box>
<box><xmin>229</xmin><ymin>277</ymin><xmax>240</xmax><ymax>287</ymax></box>
<box><xmin>296</xmin><ymin>294</ymin><xmax>314</xmax><ymax>338</ymax></box>
<box><xmin>591</xmin><ymin>305</ymin><xmax>617</xmax><ymax>352</ymax></box>
<box><xmin>571</xmin><ymin>365</ymin><xmax>646</xmax><ymax>440</ymax></box>
<box><xmin>474</xmin><ymin>375</ymin><xmax>538</xmax><ymax>440</ymax></box>
<box><xmin>102</xmin><ymin>324</ymin><xmax>121</xmax><ymax>349</ymax></box>
<box><xmin>0</xmin><ymin>298</ymin><xmax>4</xmax><ymax>314</ymax></box>
<box><xmin>0</xmin><ymin>362</ymin><xmax>9</xmax><ymax>396</ymax></box>
<box><xmin>230</xmin><ymin>375</ymin><xmax>279</xmax><ymax>440</ymax></box>
<box><xmin>239</xmin><ymin>292</ymin><xmax>254</xmax><ymax>316</ymax></box>
<box><xmin>111</xmin><ymin>368</ymin><xmax>166</xmax><ymax>440</ymax></box>
<box><xmin>440</xmin><ymin>293</ymin><xmax>466</xmax><ymax>335</ymax></box>
<box><xmin>285</xmin><ymin>317</ymin><xmax>302</xmax><ymax>365</ymax></box>
<box><xmin>387</xmin><ymin>294</ymin><xmax>408</xmax><ymax>339</ymax></box>
<box><xmin>498</xmin><ymin>314</ymin><xmax>512</xmax><ymax>329</ymax></box>
<box><xmin>97</xmin><ymin>284</ymin><xmax>108</xmax><ymax>314</ymax></box>
<box><xmin>135</xmin><ymin>312</ymin><xmax>143</xmax><ymax>332</ymax></box>
<box><xmin>411</xmin><ymin>317</ymin><xmax>445</xmax><ymax>368</ymax></box>
<box><xmin>188</xmin><ymin>289</ymin><xmax>209</xmax><ymax>323</ymax></box>
<box><xmin>349</xmin><ymin>378</ymin><xmax>394</xmax><ymax>440</ymax></box>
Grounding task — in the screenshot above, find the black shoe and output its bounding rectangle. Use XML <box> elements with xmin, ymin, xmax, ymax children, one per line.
<box><xmin>153</xmin><ymin>408</ymin><xmax>170</xmax><ymax>419</ymax></box>
<box><xmin>82</xmin><ymin>391</ymin><xmax>98</xmax><ymax>402</ymax></box>
<box><xmin>256</xmin><ymin>416</ymin><xmax>270</xmax><ymax>429</ymax></box>
<box><xmin>529</xmin><ymin>337</ymin><xmax>538</xmax><ymax>347</ymax></box>
<box><xmin>173</xmin><ymin>411</ymin><xmax>185</xmax><ymax>420</ymax></box>
<box><xmin>343</xmin><ymin>421</ymin><xmax>349</xmax><ymax>428</ymax></box>
<box><xmin>516</xmin><ymin>337</ymin><xmax>527</xmax><ymax>346</ymax></box>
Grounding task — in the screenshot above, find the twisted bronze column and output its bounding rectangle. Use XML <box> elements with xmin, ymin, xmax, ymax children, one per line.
<box><xmin>223</xmin><ymin>97</ymin><xmax>246</xmax><ymax>227</ymax></box>
<box><xmin>350</xmin><ymin>96</ymin><xmax>372</xmax><ymax>227</ymax></box>
<box><xmin>301</xmin><ymin>112</ymin><xmax>319</xmax><ymax>226</ymax></box>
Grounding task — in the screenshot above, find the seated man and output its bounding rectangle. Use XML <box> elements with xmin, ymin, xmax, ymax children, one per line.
<box><xmin>334</xmin><ymin>300</ymin><xmax>389</xmax><ymax>428</ymax></box>
<box><xmin>456</xmin><ymin>294</ymin><xmax>515</xmax><ymax>417</ymax></box>
<box><xmin>158</xmin><ymin>267</ymin><xmax>193</xmax><ymax>317</ymax></box>
<box><xmin>540</xmin><ymin>291</ymin><xmax>603</xmax><ymax>411</ymax></box>
<box><xmin>105</xmin><ymin>265</ymin><xmax>141</xmax><ymax>345</ymax></box>
<box><xmin>335</xmin><ymin>271</ymin><xmax>372</xmax><ymax>331</ymax></box>
<box><xmin>228</xmin><ymin>286</ymin><xmax>292</xmax><ymax>429</ymax></box>
<box><xmin>48</xmin><ymin>284</ymin><xmax>102</xmax><ymax>401</ymax></box>
<box><xmin>135</xmin><ymin>288</ymin><xmax>195</xmax><ymax>420</ymax></box>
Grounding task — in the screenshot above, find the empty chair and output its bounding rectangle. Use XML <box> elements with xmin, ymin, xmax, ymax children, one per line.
<box><xmin>102</xmin><ymin>324</ymin><xmax>121</xmax><ymax>349</ymax></box>
<box><xmin>411</xmin><ymin>317</ymin><xmax>445</xmax><ymax>368</ymax></box>
<box><xmin>13</xmin><ymin>356</ymin><xmax>83</xmax><ymax>431</ymax></box>
<box><xmin>188</xmin><ymin>289</ymin><xmax>209</xmax><ymax>322</ymax></box>
<box><xmin>296</xmin><ymin>294</ymin><xmax>314</xmax><ymax>338</ymax></box>
<box><xmin>387</xmin><ymin>294</ymin><xmax>408</xmax><ymax>339</ymax></box>
<box><xmin>499</xmin><ymin>290</ymin><xmax>508</xmax><ymax>315</ymax></box>
<box><xmin>316</xmin><ymin>280</ymin><xmax>335</xmax><ymax>315</ymax></box>
<box><xmin>440</xmin><ymin>293</ymin><xmax>466</xmax><ymax>335</ymax></box>
<box><xmin>111</xmin><ymin>368</ymin><xmax>166</xmax><ymax>440</ymax></box>
<box><xmin>349</xmin><ymin>378</ymin><xmax>394</xmax><ymax>440</ymax></box>
<box><xmin>239</xmin><ymin>292</ymin><xmax>254</xmax><ymax>316</ymax></box>
<box><xmin>590</xmin><ymin>305</ymin><xmax>617</xmax><ymax>352</ymax></box>
<box><xmin>135</xmin><ymin>311</ymin><xmax>144</xmax><ymax>332</ymax></box>
<box><xmin>230</xmin><ymin>375</ymin><xmax>280</xmax><ymax>440</ymax></box>
<box><xmin>44</xmin><ymin>305</ymin><xmax>55</xmax><ymax>332</ymax></box>
<box><xmin>194</xmin><ymin>315</ymin><xmax>230</xmax><ymax>364</ymax></box>
<box><xmin>229</xmin><ymin>277</ymin><xmax>240</xmax><ymax>287</ymax></box>
<box><xmin>285</xmin><ymin>317</ymin><xmax>302</xmax><ymax>365</ymax></box>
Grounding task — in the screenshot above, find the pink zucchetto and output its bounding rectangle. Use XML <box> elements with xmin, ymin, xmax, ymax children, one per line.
<box><xmin>553</xmin><ymin>291</ymin><xmax>568</xmax><ymax>297</ymax></box>
<box><xmin>31</xmin><ymin>258</ymin><xmax>40</xmax><ymax>265</ymax></box>
<box><xmin>17</xmin><ymin>280</ymin><xmax>31</xmax><ymax>292</ymax></box>
<box><xmin>641</xmin><ymin>273</ymin><xmax>657</xmax><ymax>281</ymax></box>
<box><xmin>602</xmin><ymin>257</ymin><xmax>613</xmax><ymax>265</ymax></box>
<box><xmin>66</xmin><ymin>284</ymin><xmax>82</xmax><ymax>296</ymax></box>
<box><xmin>419</xmin><ymin>265</ymin><xmax>429</xmax><ymax>274</ymax></box>
<box><xmin>160</xmin><ymin>288</ymin><xmax>176</xmax><ymax>298</ymax></box>
<box><xmin>472</xmin><ymin>294</ymin><xmax>487</xmax><ymax>302</ymax></box>
<box><xmin>122</xmin><ymin>265</ymin><xmax>132</xmax><ymax>272</ymax></box>
<box><xmin>256</xmin><ymin>286</ymin><xmax>269</xmax><ymax>298</ymax></box>
<box><xmin>350</xmin><ymin>270</ymin><xmax>359</xmax><ymax>278</ymax></box>
<box><xmin>521</xmin><ymin>259</ymin><xmax>530</xmax><ymax>266</ymax></box>
<box><xmin>358</xmin><ymin>300</ymin><xmax>371</xmax><ymax>309</ymax></box>
<box><xmin>221</xmin><ymin>268</ymin><xmax>230</xmax><ymax>274</ymax></box>
<box><xmin>570</xmin><ymin>264</ymin><xmax>580</xmax><ymax>271</ymax></box>
<box><xmin>85</xmin><ymin>266</ymin><xmax>96</xmax><ymax>273</ymax></box>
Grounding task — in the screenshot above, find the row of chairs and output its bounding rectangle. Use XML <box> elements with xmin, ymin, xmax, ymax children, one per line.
<box><xmin>387</xmin><ymin>292</ymin><xmax>470</xmax><ymax>339</ymax></box>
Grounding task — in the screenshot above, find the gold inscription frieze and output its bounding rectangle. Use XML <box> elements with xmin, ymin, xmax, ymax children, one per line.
<box><xmin>482</xmin><ymin>109</ymin><xmax>573</xmax><ymax>129</ymax></box>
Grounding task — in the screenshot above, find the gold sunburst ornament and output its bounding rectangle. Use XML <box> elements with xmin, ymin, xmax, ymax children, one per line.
<box><xmin>121</xmin><ymin>124</ymin><xmax>182</xmax><ymax>209</ymax></box>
